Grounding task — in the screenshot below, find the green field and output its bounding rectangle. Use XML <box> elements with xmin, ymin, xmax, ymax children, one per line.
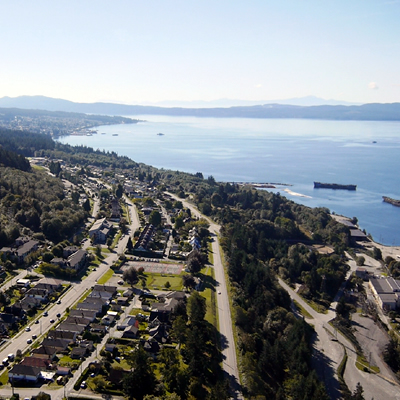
<box><xmin>146</xmin><ymin>273</ymin><xmax>183</xmax><ymax>290</ymax></box>
<box><xmin>97</xmin><ymin>268</ymin><xmax>114</xmax><ymax>284</ymax></box>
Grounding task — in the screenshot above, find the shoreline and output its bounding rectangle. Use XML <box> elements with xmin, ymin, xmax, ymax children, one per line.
<box><xmin>332</xmin><ymin>214</ymin><xmax>400</xmax><ymax>259</ymax></box>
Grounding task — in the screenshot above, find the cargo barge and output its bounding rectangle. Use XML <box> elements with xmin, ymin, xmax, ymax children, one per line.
<box><xmin>383</xmin><ymin>196</ymin><xmax>400</xmax><ymax>207</ymax></box>
<box><xmin>314</xmin><ymin>182</ymin><xmax>357</xmax><ymax>190</ymax></box>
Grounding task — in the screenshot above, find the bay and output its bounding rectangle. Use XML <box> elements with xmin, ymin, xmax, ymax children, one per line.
<box><xmin>57</xmin><ymin>115</ymin><xmax>400</xmax><ymax>246</ymax></box>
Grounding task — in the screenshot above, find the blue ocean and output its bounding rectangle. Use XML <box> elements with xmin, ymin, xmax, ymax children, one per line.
<box><xmin>57</xmin><ymin>115</ymin><xmax>400</xmax><ymax>246</ymax></box>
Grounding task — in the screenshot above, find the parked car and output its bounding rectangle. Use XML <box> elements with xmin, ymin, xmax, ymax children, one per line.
<box><xmin>81</xmin><ymin>381</ymin><xmax>87</xmax><ymax>389</ymax></box>
<box><xmin>27</xmin><ymin>339</ymin><xmax>32</xmax><ymax>344</ymax></box>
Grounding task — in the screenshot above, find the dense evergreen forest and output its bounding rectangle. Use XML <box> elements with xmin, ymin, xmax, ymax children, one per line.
<box><xmin>0</xmin><ymin>128</ymin><xmax>357</xmax><ymax>398</ymax></box>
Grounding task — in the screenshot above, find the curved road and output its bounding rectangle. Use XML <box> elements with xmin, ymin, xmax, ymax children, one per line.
<box><xmin>278</xmin><ymin>277</ymin><xmax>400</xmax><ymax>400</ymax></box>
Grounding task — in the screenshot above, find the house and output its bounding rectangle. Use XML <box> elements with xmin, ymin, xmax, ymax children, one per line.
<box><xmin>350</xmin><ymin>229</ymin><xmax>368</xmax><ymax>242</ymax></box>
<box><xmin>142</xmin><ymin>339</ymin><xmax>160</xmax><ymax>357</ymax></box>
<box><xmin>16</xmin><ymin>240</ymin><xmax>39</xmax><ymax>263</ymax></box>
<box><xmin>116</xmin><ymin>296</ymin><xmax>129</xmax><ymax>306</ymax></box>
<box><xmin>63</xmin><ymin>246</ymin><xmax>79</xmax><ymax>258</ymax></box>
<box><xmin>9</xmin><ymin>365</ymin><xmax>41</xmax><ymax>382</ymax></box>
<box><xmin>51</xmin><ymin>257</ymin><xmax>67</xmax><ymax>268</ymax></box>
<box><xmin>122</xmin><ymin>289</ymin><xmax>134</xmax><ymax>298</ymax></box>
<box><xmin>104</xmin><ymin>343</ymin><xmax>117</xmax><ymax>353</ymax></box>
<box><xmin>56</xmin><ymin>322</ymin><xmax>86</xmax><ymax>334</ymax></box>
<box><xmin>117</xmin><ymin>316</ymin><xmax>138</xmax><ymax>331</ymax></box>
<box><xmin>69</xmin><ymin>309</ymin><xmax>97</xmax><ymax>321</ymax></box>
<box><xmin>19</xmin><ymin>296</ymin><xmax>42</xmax><ymax>311</ymax></box>
<box><xmin>31</xmin><ymin>346</ymin><xmax>58</xmax><ymax>360</ymax></box>
<box><xmin>36</xmin><ymin>278</ymin><xmax>63</xmax><ymax>289</ymax></box>
<box><xmin>20</xmin><ymin>356</ymin><xmax>52</xmax><ymax>370</ymax></box>
<box><xmin>41</xmin><ymin>338</ymin><xmax>70</xmax><ymax>352</ymax></box>
<box><xmin>64</xmin><ymin>316</ymin><xmax>92</xmax><ymax>327</ymax></box>
<box><xmin>122</xmin><ymin>325</ymin><xmax>139</xmax><ymax>339</ymax></box>
<box><xmin>110</xmin><ymin>197</ymin><xmax>121</xmax><ymax>221</ymax></box>
<box><xmin>68</xmin><ymin>249</ymin><xmax>88</xmax><ymax>271</ymax></box>
<box><xmin>77</xmin><ymin>297</ymin><xmax>107</xmax><ymax>314</ymax></box>
<box><xmin>149</xmin><ymin>324</ymin><xmax>168</xmax><ymax>343</ymax></box>
<box><xmin>89</xmin><ymin>218</ymin><xmax>112</xmax><ymax>244</ymax></box>
<box><xmin>47</xmin><ymin>329</ymin><xmax>77</xmax><ymax>344</ymax></box>
<box><xmin>89</xmin><ymin>290</ymin><xmax>114</xmax><ymax>300</ymax></box>
<box><xmin>71</xmin><ymin>346</ymin><xmax>88</xmax><ymax>359</ymax></box>
<box><xmin>90</xmin><ymin>324</ymin><xmax>107</xmax><ymax>335</ymax></box>
<box><xmin>93</xmin><ymin>284</ymin><xmax>118</xmax><ymax>296</ymax></box>
<box><xmin>101</xmin><ymin>315</ymin><xmax>116</xmax><ymax>326</ymax></box>
<box><xmin>25</xmin><ymin>287</ymin><xmax>49</xmax><ymax>302</ymax></box>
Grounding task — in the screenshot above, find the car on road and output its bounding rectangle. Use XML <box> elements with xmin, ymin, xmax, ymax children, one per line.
<box><xmin>25</xmin><ymin>327</ymin><xmax>31</xmax><ymax>332</ymax></box>
<box><xmin>27</xmin><ymin>339</ymin><xmax>32</xmax><ymax>344</ymax></box>
<box><xmin>43</xmin><ymin>311</ymin><xmax>48</xmax><ymax>317</ymax></box>
<box><xmin>56</xmin><ymin>313</ymin><xmax>61</xmax><ymax>318</ymax></box>
<box><xmin>50</xmin><ymin>319</ymin><xmax>55</xmax><ymax>323</ymax></box>
<box><xmin>32</xmin><ymin>334</ymin><xmax>37</xmax><ymax>339</ymax></box>
<box><xmin>35</xmin><ymin>320</ymin><xmax>39</xmax><ymax>324</ymax></box>
<box><xmin>57</xmin><ymin>300</ymin><xmax>61</xmax><ymax>304</ymax></box>
<box><xmin>218</xmin><ymin>291</ymin><xmax>221</xmax><ymax>294</ymax></box>
<box><xmin>118</xmin><ymin>280</ymin><xmax>124</xmax><ymax>285</ymax></box>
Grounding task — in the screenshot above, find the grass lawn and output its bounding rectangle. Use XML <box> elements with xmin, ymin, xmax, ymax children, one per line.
<box><xmin>303</xmin><ymin>298</ymin><xmax>328</xmax><ymax>314</ymax></box>
<box><xmin>293</xmin><ymin>299</ymin><xmax>313</xmax><ymax>319</ymax></box>
<box><xmin>0</xmin><ymin>370</ymin><xmax>8</xmax><ymax>385</ymax></box>
<box><xmin>145</xmin><ymin>273</ymin><xmax>183</xmax><ymax>290</ymax></box>
<box><xmin>58</xmin><ymin>355</ymin><xmax>80</xmax><ymax>368</ymax></box>
<box><xmin>207</xmin><ymin>242</ymin><xmax>214</xmax><ymax>265</ymax></box>
<box><xmin>356</xmin><ymin>354</ymin><xmax>380</xmax><ymax>373</ymax></box>
<box><xmin>97</xmin><ymin>268</ymin><xmax>114</xmax><ymax>284</ymax></box>
<box><xmin>201</xmin><ymin>267</ymin><xmax>217</xmax><ymax>327</ymax></box>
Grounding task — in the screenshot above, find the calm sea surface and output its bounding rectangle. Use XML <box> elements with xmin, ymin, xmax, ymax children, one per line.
<box><xmin>57</xmin><ymin>116</ymin><xmax>400</xmax><ymax>246</ymax></box>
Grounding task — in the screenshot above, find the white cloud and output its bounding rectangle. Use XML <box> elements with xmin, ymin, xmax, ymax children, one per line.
<box><xmin>368</xmin><ymin>82</ymin><xmax>379</xmax><ymax>90</ymax></box>
<box><xmin>254</xmin><ymin>84</ymin><xmax>262</xmax><ymax>88</ymax></box>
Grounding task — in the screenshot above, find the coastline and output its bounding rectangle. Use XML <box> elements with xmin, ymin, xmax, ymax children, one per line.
<box><xmin>332</xmin><ymin>214</ymin><xmax>400</xmax><ymax>259</ymax></box>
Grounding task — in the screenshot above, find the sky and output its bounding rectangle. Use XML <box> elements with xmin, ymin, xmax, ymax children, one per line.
<box><xmin>1</xmin><ymin>0</ymin><xmax>400</xmax><ymax>105</ymax></box>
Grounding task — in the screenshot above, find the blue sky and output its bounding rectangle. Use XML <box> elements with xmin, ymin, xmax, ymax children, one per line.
<box><xmin>1</xmin><ymin>0</ymin><xmax>399</xmax><ymax>104</ymax></box>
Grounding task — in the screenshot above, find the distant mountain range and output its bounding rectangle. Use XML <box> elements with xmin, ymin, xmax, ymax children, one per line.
<box><xmin>141</xmin><ymin>96</ymin><xmax>361</xmax><ymax>107</ymax></box>
<box><xmin>0</xmin><ymin>95</ymin><xmax>399</xmax><ymax>121</ymax></box>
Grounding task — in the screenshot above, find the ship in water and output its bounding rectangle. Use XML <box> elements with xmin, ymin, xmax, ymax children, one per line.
<box><xmin>383</xmin><ymin>196</ymin><xmax>400</xmax><ymax>207</ymax></box>
<box><xmin>314</xmin><ymin>182</ymin><xmax>357</xmax><ymax>190</ymax></box>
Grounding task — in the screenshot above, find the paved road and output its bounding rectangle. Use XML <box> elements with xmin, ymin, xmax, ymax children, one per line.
<box><xmin>166</xmin><ymin>193</ymin><xmax>242</xmax><ymax>398</ymax></box>
<box><xmin>278</xmin><ymin>277</ymin><xmax>400</xmax><ymax>400</ymax></box>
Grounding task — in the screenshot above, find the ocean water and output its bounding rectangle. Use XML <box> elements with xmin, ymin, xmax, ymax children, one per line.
<box><xmin>57</xmin><ymin>116</ymin><xmax>400</xmax><ymax>246</ymax></box>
